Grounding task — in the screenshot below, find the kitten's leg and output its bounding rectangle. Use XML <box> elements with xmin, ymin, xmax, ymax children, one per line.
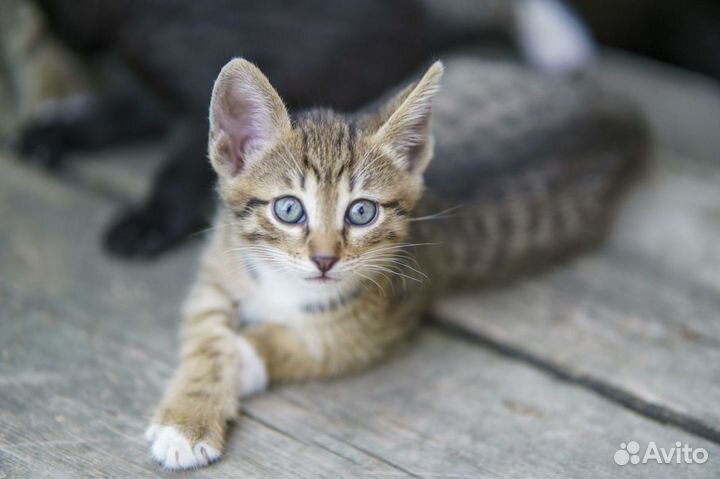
<box><xmin>146</xmin><ymin>282</ymin><xmax>242</xmax><ymax>470</ymax></box>
<box><xmin>240</xmin><ymin>306</ymin><xmax>417</xmax><ymax>382</ymax></box>
<box><xmin>148</xmin><ymin>280</ymin><xmax>408</xmax><ymax>469</ymax></box>
<box><xmin>240</xmin><ymin>324</ymin><xmax>384</xmax><ymax>382</ymax></box>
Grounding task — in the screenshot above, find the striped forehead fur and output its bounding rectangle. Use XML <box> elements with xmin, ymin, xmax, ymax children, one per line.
<box><xmin>222</xmin><ymin>108</ymin><xmax>421</xmax><ymax>214</ymax></box>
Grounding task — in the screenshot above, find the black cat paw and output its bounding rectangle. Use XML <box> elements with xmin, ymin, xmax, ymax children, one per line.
<box><xmin>12</xmin><ymin>96</ymin><xmax>95</xmax><ymax>168</ymax></box>
<box><xmin>103</xmin><ymin>203</ymin><xmax>205</xmax><ymax>258</ymax></box>
<box><xmin>13</xmin><ymin>118</ymin><xmax>71</xmax><ymax>169</ymax></box>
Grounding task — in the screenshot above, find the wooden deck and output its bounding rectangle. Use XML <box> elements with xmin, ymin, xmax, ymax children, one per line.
<box><xmin>1</xmin><ymin>52</ymin><xmax>719</xmax><ymax>477</ymax></box>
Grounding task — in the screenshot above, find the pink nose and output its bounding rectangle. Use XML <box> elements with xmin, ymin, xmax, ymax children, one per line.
<box><xmin>312</xmin><ymin>255</ymin><xmax>338</xmax><ymax>273</ymax></box>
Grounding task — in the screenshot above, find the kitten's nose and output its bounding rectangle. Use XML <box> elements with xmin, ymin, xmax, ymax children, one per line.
<box><xmin>312</xmin><ymin>255</ymin><xmax>338</xmax><ymax>274</ymax></box>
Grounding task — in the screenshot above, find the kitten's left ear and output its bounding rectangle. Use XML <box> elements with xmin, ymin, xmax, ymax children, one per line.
<box><xmin>371</xmin><ymin>61</ymin><xmax>444</xmax><ymax>175</ymax></box>
<box><xmin>208</xmin><ymin>58</ymin><xmax>291</xmax><ymax>177</ymax></box>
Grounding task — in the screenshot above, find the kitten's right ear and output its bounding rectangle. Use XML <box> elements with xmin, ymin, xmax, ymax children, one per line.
<box><xmin>208</xmin><ymin>58</ymin><xmax>291</xmax><ymax>177</ymax></box>
<box><xmin>369</xmin><ymin>61</ymin><xmax>443</xmax><ymax>176</ymax></box>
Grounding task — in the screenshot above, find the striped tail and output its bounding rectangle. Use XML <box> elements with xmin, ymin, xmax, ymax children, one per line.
<box><xmin>409</xmin><ymin>58</ymin><xmax>648</xmax><ymax>291</ymax></box>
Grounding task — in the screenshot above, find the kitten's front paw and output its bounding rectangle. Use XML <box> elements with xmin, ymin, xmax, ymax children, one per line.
<box><xmin>145</xmin><ymin>423</ymin><xmax>221</xmax><ymax>470</ymax></box>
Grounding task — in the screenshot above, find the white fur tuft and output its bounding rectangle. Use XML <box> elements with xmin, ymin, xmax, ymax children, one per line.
<box><xmin>515</xmin><ymin>0</ymin><xmax>595</xmax><ymax>74</ymax></box>
<box><xmin>235</xmin><ymin>336</ymin><xmax>268</xmax><ymax>397</ymax></box>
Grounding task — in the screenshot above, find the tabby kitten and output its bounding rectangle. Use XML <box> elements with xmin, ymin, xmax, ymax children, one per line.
<box><xmin>145</xmin><ymin>58</ymin><xmax>444</xmax><ymax>469</ymax></box>
<box><xmin>144</xmin><ymin>56</ymin><xmax>642</xmax><ymax>469</ymax></box>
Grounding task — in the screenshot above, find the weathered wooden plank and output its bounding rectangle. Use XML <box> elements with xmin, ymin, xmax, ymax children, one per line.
<box><xmin>610</xmin><ymin>150</ymin><xmax>720</xmax><ymax>289</ymax></box>
<box><xmin>245</xmin><ymin>331</ymin><xmax>720</xmax><ymax>478</ymax></box>
<box><xmin>434</xmin><ymin>145</ymin><xmax>720</xmax><ymax>435</ymax></box>
<box><xmin>0</xmin><ymin>156</ymin><xmax>198</xmax><ymax>355</ymax></box>
<box><xmin>4</xmin><ymin>282</ymin><xmax>720</xmax><ymax>478</ymax></box>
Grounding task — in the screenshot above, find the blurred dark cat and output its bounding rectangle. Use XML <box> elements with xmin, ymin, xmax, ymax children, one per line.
<box><xmin>14</xmin><ymin>0</ymin><xmax>593</xmax><ymax>258</ymax></box>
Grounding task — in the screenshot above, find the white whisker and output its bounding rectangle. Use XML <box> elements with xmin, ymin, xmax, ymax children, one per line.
<box><xmin>354</xmin><ymin>270</ymin><xmax>386</xmax><ymax>297</ymax></box>
<box><xmin>409</xmin><ymin>204</ymin><xmax>466</xmax><ymax>222</ymax></box>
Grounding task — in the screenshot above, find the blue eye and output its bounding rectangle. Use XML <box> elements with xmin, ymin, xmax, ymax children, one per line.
<box><xmin>346</xmin><ymin>199</ymin><xmax>377</xmax><ymax>226</ymax></box>
<box><xmin>273</xmin><ymin>196</ymin><xmax>305</xmax><ymax>224</ymax></box>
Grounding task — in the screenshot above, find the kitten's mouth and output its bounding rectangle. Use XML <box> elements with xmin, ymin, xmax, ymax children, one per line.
<box><xmin>306</xmin><ymin>274</ymin><xmax>337</xmax><ymax>283</ymax></box>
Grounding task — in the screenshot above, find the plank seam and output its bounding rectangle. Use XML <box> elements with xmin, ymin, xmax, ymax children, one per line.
<box><xmin>242</xmin><ymin>409</ymin><xmax>422</xmax><ymax>478</ymax></box>
<box><xmin>431</xmin><ymin>318</ymin><xmax>720</xmax><ymax>445</ymax></box>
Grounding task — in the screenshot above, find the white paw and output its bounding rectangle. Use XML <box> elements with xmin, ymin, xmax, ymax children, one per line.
<box><xmin>145</xmin><ymin>423</ymin><xmax>221</xmax><ymax>470</ymax></box>
<box><xmin>236</xmin><ymin>336</ymin><xmax>268</xmax><ymax>397</ymax></box>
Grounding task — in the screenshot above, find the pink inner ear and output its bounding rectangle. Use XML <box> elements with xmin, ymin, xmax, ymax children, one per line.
<box><xmin>213</xmin><ymin>80</ymin><xmax>275</xmax><ymax>175</ymax></box>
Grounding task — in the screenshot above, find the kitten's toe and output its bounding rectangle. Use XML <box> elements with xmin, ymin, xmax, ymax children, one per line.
<box><xmin>194</xmin><ymin>442</ymin><xmax>222</xmax><ymax>465</ymax></box>
<box><xmin>146</xmin><ymin>424</ymin><xmax>220</xmax><ymax>470</ymax></box>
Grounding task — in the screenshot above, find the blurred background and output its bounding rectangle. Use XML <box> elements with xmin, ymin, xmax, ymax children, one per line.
<box><xmin>572</xmin><ymin>0</ymin><xmax>720</xmax><ymax>79</ymax></box>
<box><xmin>1</xmin><ymin>0</ymin><xmax>718</xmax><ymax>258</ymax></box>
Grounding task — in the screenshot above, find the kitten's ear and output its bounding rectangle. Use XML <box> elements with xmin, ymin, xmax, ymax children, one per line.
<box><xmin>208</xmin><ymin>58</ymin><xmax>291</xmax><ymax>177</ymax></box>
<box><xmin>371</xmin><ymin>61</ymin><xmax>443</xmax><ymax>175</ymax></box>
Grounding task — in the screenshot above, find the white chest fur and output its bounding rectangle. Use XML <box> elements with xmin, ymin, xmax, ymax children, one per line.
<box><xmin>233</xmin><ymin>259</ymin><xmax>347</xmax><ymax>328</ymax></box>
<box><xmin>236</xmin><ymin>273</ymin><xmax>308</xmax><ymax>326</ymax></box>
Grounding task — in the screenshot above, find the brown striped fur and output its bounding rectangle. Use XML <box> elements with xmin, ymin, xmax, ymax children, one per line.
<box><xmin>145</xmin><ymin>57</ymin><xmax>646</xmax><ymax>469</ymax></box>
